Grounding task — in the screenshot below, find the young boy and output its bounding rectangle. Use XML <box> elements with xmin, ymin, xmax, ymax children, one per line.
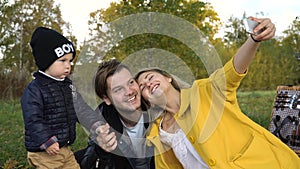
<box><xmin>21</xmin><ymin>27</ymin><xmax>99</xmax><ymax>168</ymax></box>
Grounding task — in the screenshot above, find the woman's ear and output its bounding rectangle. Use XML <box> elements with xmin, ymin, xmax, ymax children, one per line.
<box><xmin>103</xmin><ymin>95</ymin><xmax>112</xmax><ymax>105</ymax></box>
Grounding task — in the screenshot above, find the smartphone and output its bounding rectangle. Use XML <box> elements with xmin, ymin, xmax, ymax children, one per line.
<box><xmin>243</xmin><ymin>18</ymin><xmax>261</xmax><ymax>35</ymax></box>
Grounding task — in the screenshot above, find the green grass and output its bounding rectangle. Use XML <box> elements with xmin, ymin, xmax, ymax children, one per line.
<box><xmin>0</xmin><ymin>100</ymin><xmax>88</xmax><ymax>169</ymax></box>
<box><xmin>0</xmin><ymin>90</ymin><xmax>276</xmax><ymax>168</ymax></box>
<box><xmin>237</xmin><ymin>90</ymin><xmax>276</xmax><ymax>129</ymax></box>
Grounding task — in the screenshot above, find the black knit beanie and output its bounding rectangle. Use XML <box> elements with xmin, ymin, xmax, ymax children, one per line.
<box><xmin>30</xmin><ymin>27</ymin><xmax>76</xmax><ymax>71</ymax></box>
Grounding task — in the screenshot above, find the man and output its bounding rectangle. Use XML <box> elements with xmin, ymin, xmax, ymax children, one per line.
<box><xmin>79</xmin><ymin>60</ymin><xmax>154</xmax><ymax>169</ymax></box>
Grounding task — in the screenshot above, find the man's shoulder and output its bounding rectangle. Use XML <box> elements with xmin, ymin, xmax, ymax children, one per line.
<box><xmin>97</xmin><ymin>102</ymin><xmax>123</xmax><ymax>132</ymax></box>
<box><xmin>97</xmin><ymin>102</ymin><xmax>118</xmax><ymax>114</ymax></box>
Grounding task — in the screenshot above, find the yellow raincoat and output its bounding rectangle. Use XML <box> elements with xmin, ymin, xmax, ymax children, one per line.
<box><xmin>147</xmin><ymin>59</ymin><xmax>300</xmax><ymax>169</ymax></box>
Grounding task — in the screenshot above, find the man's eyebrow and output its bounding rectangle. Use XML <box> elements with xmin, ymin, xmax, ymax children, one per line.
<box><xmin>111</xmin><ymin>84</ymin><xmax>121</xmax><ymax>91</ymax></box>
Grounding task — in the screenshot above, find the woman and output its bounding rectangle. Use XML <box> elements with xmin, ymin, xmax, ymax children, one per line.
<box><xmin>135</xmin><ymin>17</ymin><xmax>300</xmax><ymax>169</ymax></box>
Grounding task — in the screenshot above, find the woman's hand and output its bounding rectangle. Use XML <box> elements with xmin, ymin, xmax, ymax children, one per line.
<box><xmin>234</xmin><ymin>17</ymin><xmax>276</xmax><ymax>74</ymax></box>
<box><xmin>249</xmin><ymin>17</ymin><xmax>276</xmax><ymax>42</ymax></box>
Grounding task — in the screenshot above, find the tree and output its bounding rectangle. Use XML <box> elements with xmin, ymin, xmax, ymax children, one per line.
<box><xmin>223</xmin><ymin>14</ymin><xmax>248</xmax><ymax>48</ymax></box>
<box><xmin>221</xmin><ymin>12</ymin><xmax>299</xmax><ymax>90</ymax></box>
<box><xmin>84</xmin><ymin>0</ymin><xmax>222</xmax><ymax>81</ymax></box>
<box><xmin>280</xmin><ymin>16</ymin><xmax>300</xmax><ymax>84</ymax></box>
<box><xmin>282</xmin><ymin>16</ymin><xmax>300</xmax><ymax>52</ymax></box>
<box><xmin>0</xmin><ymin>0</ymin><xmax>75</xmax><ymax>99</ymax></box>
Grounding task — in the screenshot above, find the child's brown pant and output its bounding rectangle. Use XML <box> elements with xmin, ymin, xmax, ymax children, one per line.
<box><xmin>27</xmin><ymin>146</ymin><xmax>80</xmax><ymax>169</ymax></box>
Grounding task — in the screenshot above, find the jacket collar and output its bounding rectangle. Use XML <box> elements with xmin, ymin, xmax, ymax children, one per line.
<box><xmin>33</xmin><ymin>71</ymin><xmax>71</xmax><ymax>85</ymax></box>
<box><xmin>38</xmin><ymin>70</ymin><xmax>65</xmax><ymax>81</ymax></box>
<box><xmin>177</xmin><ymin>87</ymin><xmax>191</xmax><ymax>117</ymax></box>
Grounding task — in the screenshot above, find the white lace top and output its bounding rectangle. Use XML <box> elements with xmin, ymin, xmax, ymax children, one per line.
<box><xmin>159</xmin><ymin>120</ymin><xmax>209</xmax><ymax>169</ymax></box>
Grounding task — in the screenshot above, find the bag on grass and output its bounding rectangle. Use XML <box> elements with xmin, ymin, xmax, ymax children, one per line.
<box><xmin>269</xmin><ymin>85</ymin><xmax>300</xmax><ymax>156</ymax></box>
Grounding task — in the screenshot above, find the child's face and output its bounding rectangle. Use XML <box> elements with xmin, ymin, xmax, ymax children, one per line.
<box><xmin>45</xmin><ymin>53</ymin><xmax>73</xmax><ymax>79</ymax></box>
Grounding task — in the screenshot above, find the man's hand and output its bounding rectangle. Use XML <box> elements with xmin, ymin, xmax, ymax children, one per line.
<box><xmin>96</xmin><ymin>123</ymin><xmax>117</xmax><ymax>152</ymax></box>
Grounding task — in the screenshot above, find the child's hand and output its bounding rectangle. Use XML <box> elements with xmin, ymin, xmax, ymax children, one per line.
<box><xmin>46</xmin><ymin>142</ymin><xmax>60</xmax><ymax>156</ymax></box>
